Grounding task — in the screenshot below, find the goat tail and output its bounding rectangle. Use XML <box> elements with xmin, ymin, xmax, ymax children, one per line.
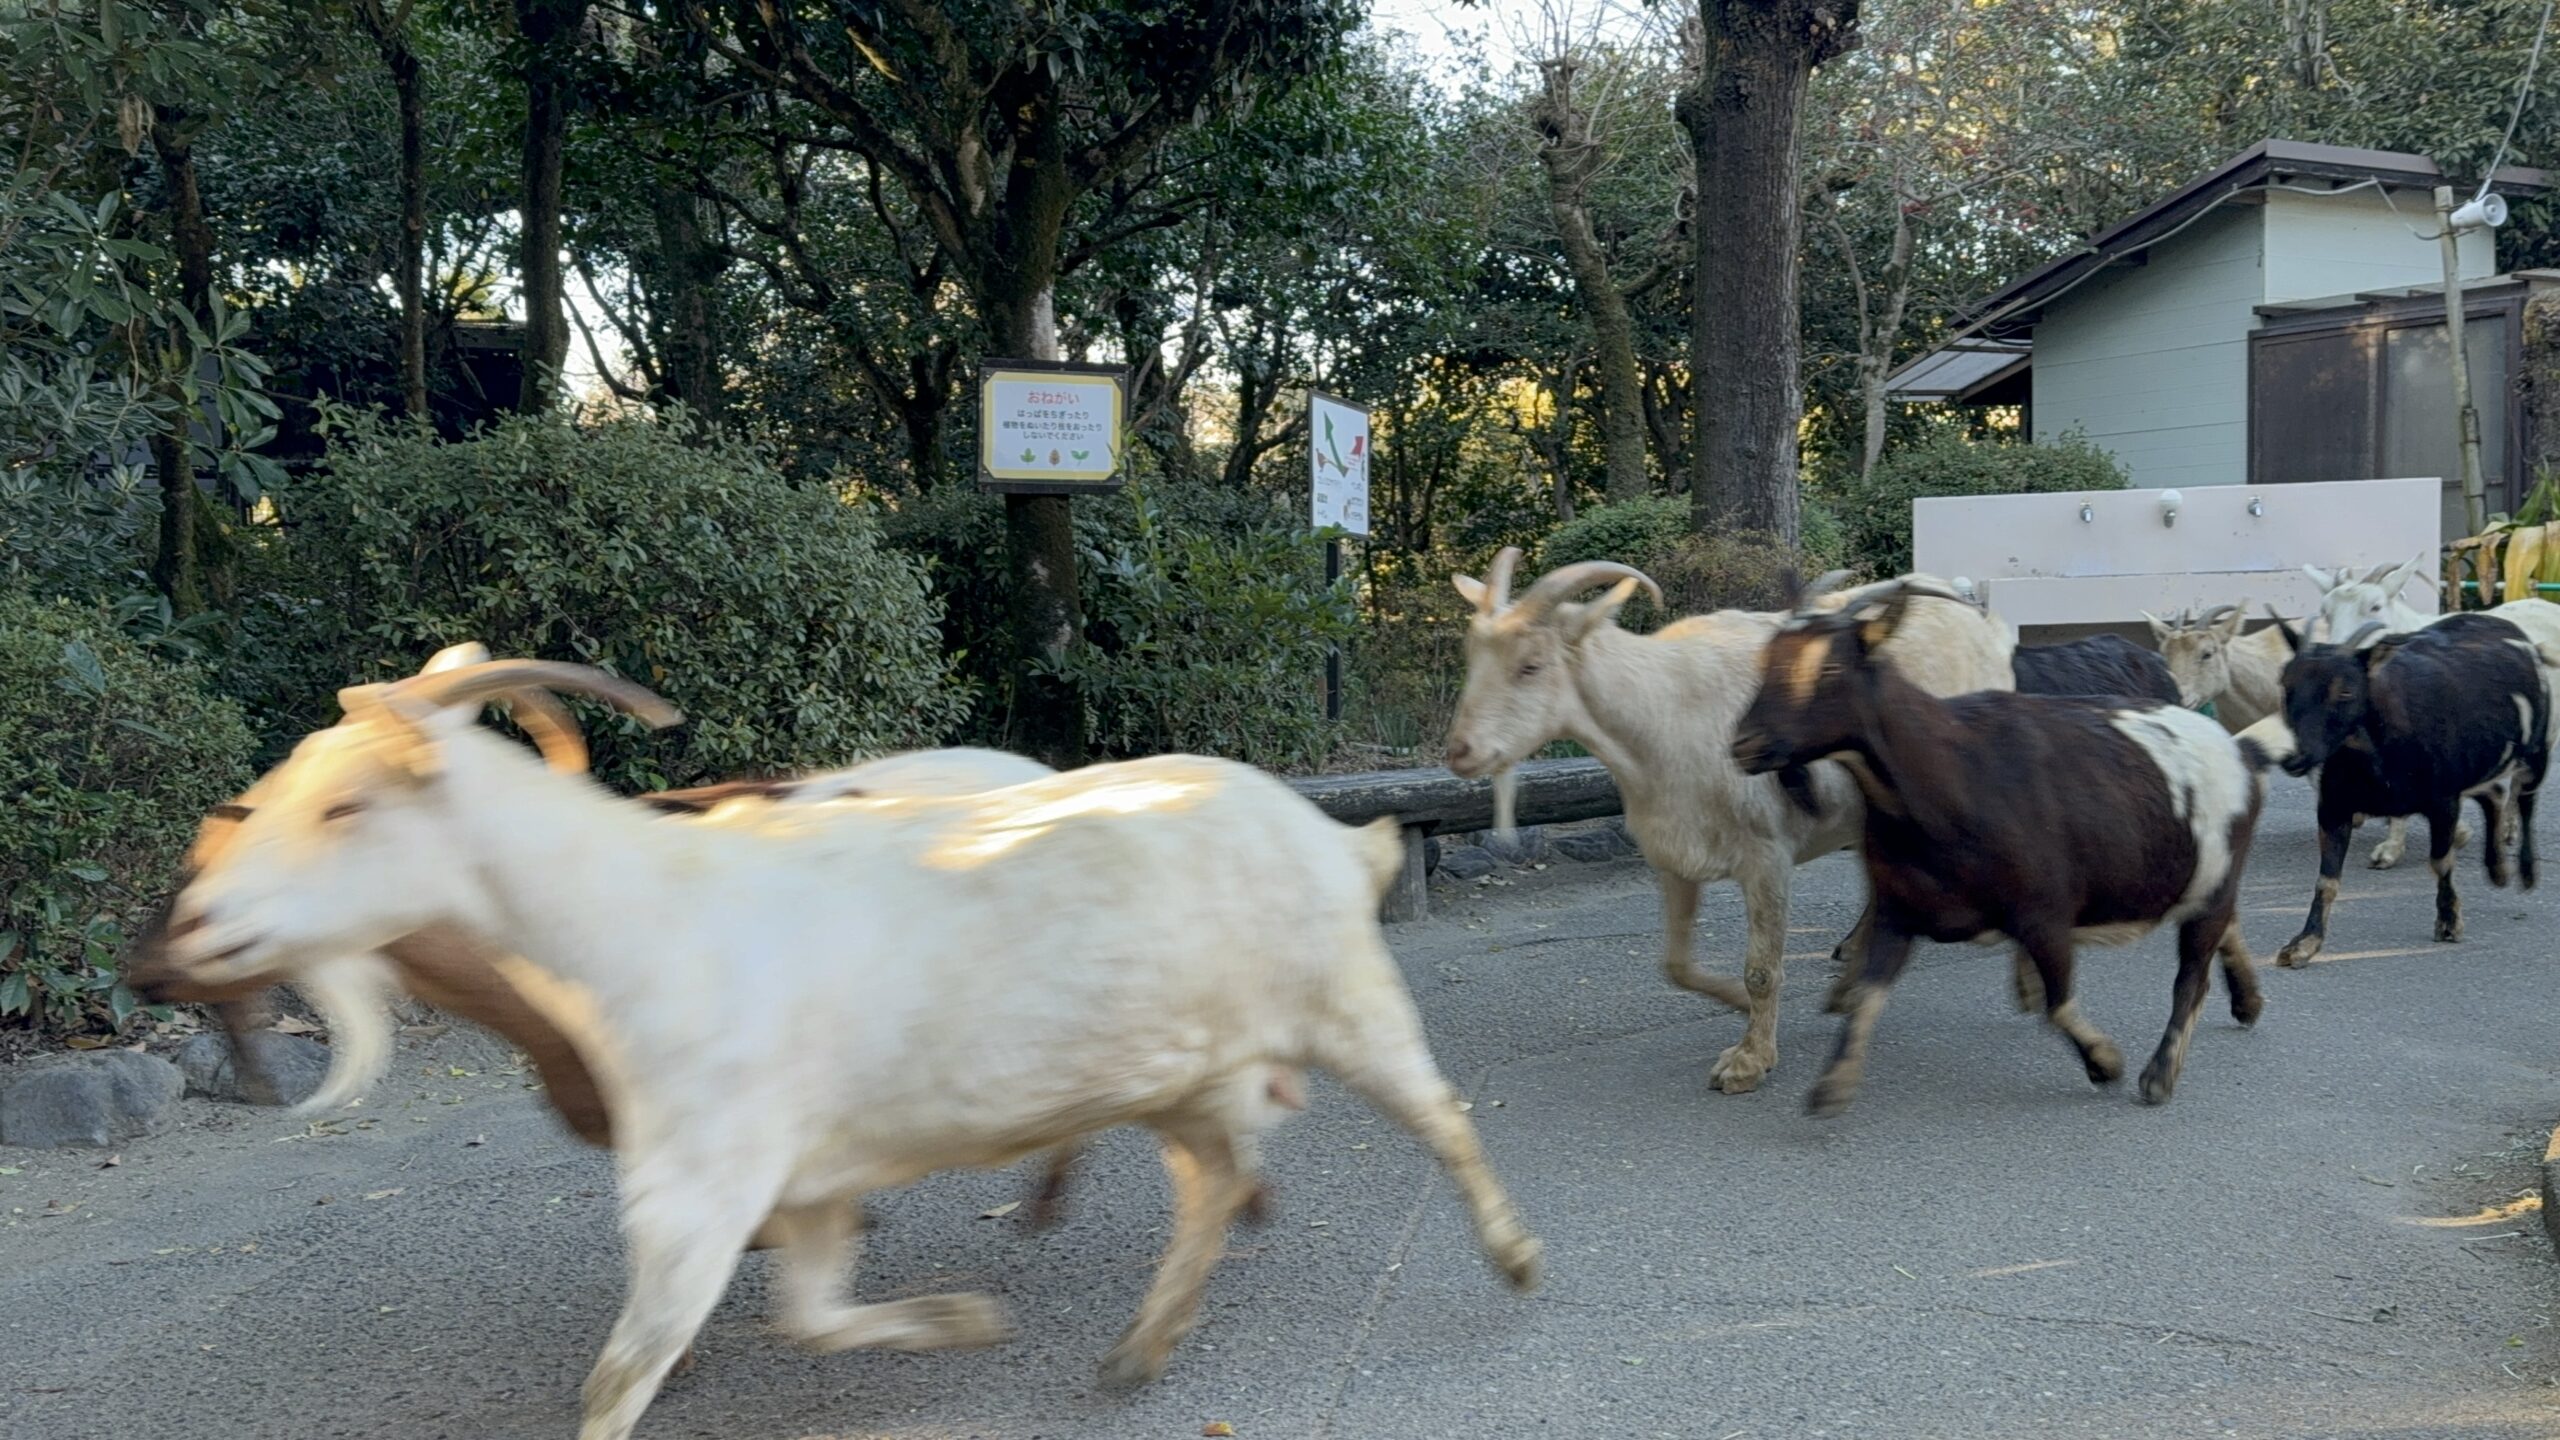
<box><xmin>291</xmin><ymin>952</ymin><xmax>399</xmax><ymax>1115</ymax></box>
<box><xmin>1354</xmin><ymin>816</ymin><xmax>1407</xmax><ymax>902</ymax></box>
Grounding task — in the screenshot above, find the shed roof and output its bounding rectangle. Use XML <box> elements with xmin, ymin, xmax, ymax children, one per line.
<box><xmin>1885</xmin><ymin>140</ymin><xmax>2551</xmax><ymax>399</ymax></box>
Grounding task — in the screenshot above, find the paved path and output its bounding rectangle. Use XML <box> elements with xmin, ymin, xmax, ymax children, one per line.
<box><xmin>4</xmin><ymin>783</ymin><xmax>2556</xmax><ymax>1439</ymax></box>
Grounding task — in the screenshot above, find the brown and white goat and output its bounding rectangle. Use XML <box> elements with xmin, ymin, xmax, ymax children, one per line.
<box><xmin>1441</xmin><ymin>550</ymin><xmax>2014</xmax><ymax>1095</ymax></box>
<box><xmin>1730</xmin><ymin>577</ymin><xmax>2272</xmax><ymax>1115</ymax></box>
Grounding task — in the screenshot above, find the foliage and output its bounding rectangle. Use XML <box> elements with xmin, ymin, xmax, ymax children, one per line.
<box><xmin>1836</xmin><ymin>432</ymin><xmax>2129</xmax><ymax>577</ymax></box>
<box><xmin>229</xmin><ymin>409</ymin><xmax>968</xmax><ymax>788</ymax></box>
<box><xmin>882</xmin><ymin>474</ymin><xmax>1351</xmax><ymax>766</ymax></box>
<box><xmin>0</xmin><ymin>589</ymin><xmax>255</xmax><ymax>1031</ymax></box>
<box><xmin>1061</xmin><ymin>492</ymin><xmax>1357</xmax><ymax>770</ymax></box>
<box><xmin>1538</xmin><ymin>494</ymin><xmax>1850</xmax><ymax>625</ymax></box>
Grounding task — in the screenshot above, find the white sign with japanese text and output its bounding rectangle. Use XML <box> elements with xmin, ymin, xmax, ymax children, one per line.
<box><xmin>1309</xmin><ymin>391</ymin><xmax>1370</xmax><ymax>535</ymax></box>
<box><xmin>979</xmin><ymin>364</ymin><xmax>1125</xmax><ymax>492</ymax></box>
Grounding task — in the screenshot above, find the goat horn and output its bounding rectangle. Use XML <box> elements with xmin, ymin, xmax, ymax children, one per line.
<box><xmin>499</xmin><ymin>688</ymin><xmax>590</xmax><ymax>773</ymax></box>
<box><xmin>2342</xmin><ymin>620</ymin><xmax>2387</xmax><ymax>651</ymax></box>
<box><xmin>1486</xmin><ymin>547</ymin><xmax>1523</xmax><ymax>612</ymax></box>
<box><xmin>2360</xmin><ymin>561</ymin><xmax>2395</xmax><ymax>585</ymax></box>
<box><xmin>1798</xmin><ymin>569</ymin><xmax>1855</xmax><ymax>609</ymax></box>
<box><xmin>391</xmin><ymin>660</ymin><xmax>684</xmax><ymax>731</ymax></box>
<box><xmin>1513</xmin><ymin>561</ymin><xmax>1665</xmax><ymax>619</ymax></box>
<box><xmin>2198</xmin><ymin>603</ymin><xmax>2238</xmax><ymax>626</ymax></box>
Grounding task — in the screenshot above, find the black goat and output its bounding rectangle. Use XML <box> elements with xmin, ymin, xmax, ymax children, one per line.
<box><xmin>2269</xmin><ymin>610</ymin><xmax>2551</xmax><ymax>966</ymax></box>
<box><xmin>2013</xmin><ymin>633</ymin><xmax>2183</xmax><ymax>706</ymax></box>
<box><xmin>1730</xmin><ymin>576</ymin><xmax>2272</xmax><ymax>1115</ymax></box>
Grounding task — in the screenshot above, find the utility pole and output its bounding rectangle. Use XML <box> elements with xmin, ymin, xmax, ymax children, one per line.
<box><xmin>2434</xmin><ymin>184</ymin><xmax>2488</xmax><ymax>539</ymax></box>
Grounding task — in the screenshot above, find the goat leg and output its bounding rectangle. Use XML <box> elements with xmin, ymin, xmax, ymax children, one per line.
<box><xmin>2276</xmin><ymin>817</ymin><xmax>2351</xmax><ymax>967</ymax></box>
<box><xmin>2139</xmin><ymin>912</ymin><xmax>2223</xmax><ymax>1105</ymax></box>
<box><xmin>1807</xmin><ymin>924</ymin><xmax>1915</xmax><ymax>1117</ymax></box>
<box><xmin>2428</xmin><ymin>804</ymin><xmax>2464</xmax><ymax>941</ymax></box>
<box><xmin>215</xmin><ymin>995</ymin><xmax>283</xmax><ymax>1107</ymax></box>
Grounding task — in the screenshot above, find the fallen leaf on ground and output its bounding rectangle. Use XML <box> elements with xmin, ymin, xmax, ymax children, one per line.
<box><xmin>1203</xmin><ymin>1424</ymin><xmax>1235</xmax><ymax>1437</ymax></box>
<box><xmin>464</xmin><ymin>1135</ymin><xmax>487</xmax><ymax>1148</ymax></box>
<box><xmin>272</xmin><ymin>1015</ymin><xmax>319</xmax><ymax>1035</ymax></box>
<box><xmin>63</xmin><ymin>1036</ymin><xmax>109</xmax><ymax>1050</ymax></box>
<box><xmin>363</xmin><ymin>1188</ymin><xmax>403</xmax><ymax>1201</ymax></box>
<box><xmin>97</xmin><ymin>1154</ymin><xmax>120</xmax><ymax>1170</ymax></box>
<box><xmin>979</xmin><ymin>1201</ymin><xmax>1020</xmax><ymax>1220</ymax></box>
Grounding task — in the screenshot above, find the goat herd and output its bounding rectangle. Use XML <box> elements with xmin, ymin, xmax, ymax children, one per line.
<box><xmin>116</xmin><ymin>548</ymin><xmax>2554</xmax><ymax>1439</ymax></box>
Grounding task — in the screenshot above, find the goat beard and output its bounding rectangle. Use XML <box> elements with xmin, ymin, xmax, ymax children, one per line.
<box><xmin>286</xmin><ymin>953</ymin><xmax>398</xmax><ymax>1114</ymax></box>
<box><xmin>1491</xmin><ymin>764</ymin><xmax>1518</xmax><ymax>844</ymax></box>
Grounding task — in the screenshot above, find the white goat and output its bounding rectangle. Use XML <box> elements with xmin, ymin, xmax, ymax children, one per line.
<box><xmin>159</xmin><ymin>655</ymin><xmax>1540</xmax><ymax>1440</ymax></box>
<box><xmin>2146</xmin><ymin>603</ymin><xmax>2291</xmax><ymax>727</ymax></box>
<box><xmin>1442</xmin><ymin>550</ymin><xmax>2015</xmax><ymax>1095</ymax></box>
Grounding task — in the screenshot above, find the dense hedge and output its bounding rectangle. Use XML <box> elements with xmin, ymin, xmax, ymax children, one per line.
<box><xmin>1831</xmin><ymin>432</ymin><xmax>2129</xmax><ymax>577</ymax></box>
<box><xmin>0</xmin><ymin>591</ymin><xmax>256</xmax><ymax>1030</ymax></box>
<box><xmin>883</xmin><ymin>478</ymin><xmax>1354</xmax><ymax>768</ymax></box>
<box><xmin>229</xmin><ymin>410</ymin><xmax>969</xmax><ymax>790</ymax></box>
<box><xmin>1534</xmin><ymin>494</ymin><xmax>1848</xmax><ymax>627</ymax></box>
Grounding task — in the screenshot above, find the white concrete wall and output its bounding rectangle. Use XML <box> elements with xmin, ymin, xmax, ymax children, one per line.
<box><xmin>1913</xmin><ymin>477</ymin><xmax>2442</xmax><ymax>627</ymax></box>
<box><xmin>2029</xmin><ymin>207</ymin><xmax>2263</xmax><ymax>489</ymax></box>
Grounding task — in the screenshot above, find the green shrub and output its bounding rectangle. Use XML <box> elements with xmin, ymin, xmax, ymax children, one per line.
<box><xmin>1065</xmin><ymin>493</ymin><xmax>1354</xmax><ymax>769</ymax></box>
<box><xmin>883</xmin><ymin>477</ymin><xmax>1351</xmax><ymax>767</ymax></box>
<box><xmin>1837</xmin><ymin>432</ymin><xmax>2128</xmax><ymax>577</ymax></box>
<box><xmin>0</xmin><ymin>590</ymin><xmax>256</xmax><ymax>1031</ymax></box>
<box><xmin>230</xmin><ymin>409</ymin><xmax>968</xmax><ymax>790</ymax></box>
<box><xmin>1531</xmin><ymin>495</ymin><xmax>1815</xmax><ymax>627</ymax></box>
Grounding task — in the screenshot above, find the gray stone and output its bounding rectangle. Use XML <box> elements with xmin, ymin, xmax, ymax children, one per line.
<box><xmin>1554</xmin><ymin>826</ymin><xmax>1635</xmax><ymax>863</ymax></box>
<box><xmin>177</xmin><ymin>1031</ymin><xmax>333</xmax><ymax>1106</ymax></box>
<box><xmin>0</xmin><ymin>1067</ymin><xmax>114</xmax><ymax>1148</ymax></box>
<box><xmin>1481</xmin><ymin>825</ymin><xmax>1550</xmax><ymax>866</ymax></box>
<box><xmin>0</xmin><ymin>1050</ymin><xmax>183</xmax><ymax>1149</ymax></box>
<box><xmin>1436</xmin><ymin>844</ymin><xmax>1497</xmax><ymax>881</ymax></box>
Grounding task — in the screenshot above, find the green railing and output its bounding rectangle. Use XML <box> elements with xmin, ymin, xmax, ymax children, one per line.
<box><xmin>2457</xmin><ymin>581</ymin><xmax>2560</xmax><ymax>596</ymax></box>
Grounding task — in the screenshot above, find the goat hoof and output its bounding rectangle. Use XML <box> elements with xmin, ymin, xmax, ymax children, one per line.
<box><xmin>1494</xmin><ymin>1230</ymin><xmax>1543</xmax><ymax>1292</ymax></box>
<box><xmin>1097</xmin><ymin>1336</ymin><xmax>1174</xmax><ymax>1391</ymax></box>
<box><xmin>2083</xmin><ymin>1041</ymin><xmax>2125</xmax><ymax>1086</ymax></box>
<box><xmin>1708</xmin><ymin>1042</ymin><xmax>1772</xmax><ymax>1094</ymax></box>
<box><xmin>2434</xmin><ymin>917</ymin><xmax>2462</xmax><ymax>943</ymax></box>
<box><xmin>2229</xmin><ymin>987</ymin><xmax>2264</xmax><ymax>1028</ymax></box>
<box><xmin>2365</xmin><ymin>848</ymin><xmax>2400</xmax><ymax>870</ymax></box>
<box><xmin>2136</xmin><ymin>1065</ymin><xmax>2177</xmax><ymax>1106</ymax></box>
<box><xmin>2274</xmin><ymin>937</ymin><xmax>2319</xmax><ymax>968</ymax></box>
<box><xmin>1804</xmin><ymin>1074</ymin><xmax>1857</xmax><ymax>1118</ymax></box>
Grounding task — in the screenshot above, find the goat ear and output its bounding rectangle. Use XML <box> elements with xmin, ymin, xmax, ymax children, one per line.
<box><xmin>2216</xmin><ymin>603</ymin><xmax>2247</xmax><ymax>640</ymax></box>
<box><xmin>2384</xmin><ymin>553</ymin><xmax>2426</xmax><ymax>599</ymax></box>
<box><xmin>1566</xmin><ymin>577</ymin><xmax>1644</xmax><ymax>640</ymax></box>
<box><xmin>2267</xmin><ymin>606</ymin><xmax>2302</xmax><ymax>654</ymax></box>
<box><xmin>1452</xmin><ymin>574</ymin><xmax>1490</xmax><ymax>613</ymax></box>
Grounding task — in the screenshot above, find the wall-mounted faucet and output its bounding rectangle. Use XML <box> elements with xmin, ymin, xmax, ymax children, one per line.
<box><xmin>2080</xmin><ymin>503</ymin><xmax>2094</xmax><ymax>523</ymax></box>
<box><xmin>2158</xmin><ymin>489</ymin><xmax>2182</xmax><ymax>528</ymax></box>
<box><xmin>2247</xmin><ymin>496</ymin><xmax>2264</xmax><ymax>518</ymax></box>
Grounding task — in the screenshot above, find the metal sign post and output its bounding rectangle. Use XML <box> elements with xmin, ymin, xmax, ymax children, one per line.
<box><xmin>1309</xmin><ymin>391</ymin><xmax>1372</xmax><ymax>723</ymax></box>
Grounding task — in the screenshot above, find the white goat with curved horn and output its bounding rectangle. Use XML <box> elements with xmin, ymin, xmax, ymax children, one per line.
<box><xmin>1443</xmin><ymin>547</ymin><xmax>2014</xmax><ymax>1094</ymax></box>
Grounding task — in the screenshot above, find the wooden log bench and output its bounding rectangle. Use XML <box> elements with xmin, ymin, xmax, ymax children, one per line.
<box><xmin>1285</xmin><ymin>757</ymin><xmax>1623</xmax><ymax>923</ymax></box>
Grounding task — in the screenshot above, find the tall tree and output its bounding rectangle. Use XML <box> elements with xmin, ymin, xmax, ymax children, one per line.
<box><xmin>697</xmin><ymin>0</ymin><xmax>1355</xmax><ymax>762</ymax></box>
<box><xmin>351</xmin><ymin>0</ymin><xmax>428</xmax><ymax>420</ymax></box>
<box><xmin>512</xmin><ymin>0</ymin><xmax>587</xmax><ymax>412</ymax></box>
<box><xmin>1678</xmin><ymin>0</ymin><xmax>1859</xmax><ymax>546</ymax></box>
<box><xmin>1532</xmin><ymin>50</ymin><xmax>1650</xmax><ymax>503</ymax></box>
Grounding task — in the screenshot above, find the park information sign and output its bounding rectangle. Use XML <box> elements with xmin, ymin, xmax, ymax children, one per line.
<box><xmin>1308</xmin><ymin>390</ymin><xmax>1371</xmax><ymax>536</ymax></box>
<box><xmin>977</xmin><ymin>360</ymin><xmax>1127</xmax><ymax>494</ymax></box>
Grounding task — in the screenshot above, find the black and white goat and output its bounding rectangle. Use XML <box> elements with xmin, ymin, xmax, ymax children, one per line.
<box><xmin>2012</xmin><ymin>633</ymin><xmax>2183</xmax><ymax>707</ymax></box>
<box><xmin>2268</xmin><ymin>610</ymin><xmax>2552</xmax><ymax>966</ymax></box>
<box><xmin>1729</xmin><ymin>576</ymin><xmax>2272</xmax><ymax>1115</ymax></box>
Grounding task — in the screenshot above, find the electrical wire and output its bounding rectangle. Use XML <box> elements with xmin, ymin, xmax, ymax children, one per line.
<box><xmin>2478</xmin><ymin>0</ymin><xmax>2556</xmax><ymax>201</ymax></box>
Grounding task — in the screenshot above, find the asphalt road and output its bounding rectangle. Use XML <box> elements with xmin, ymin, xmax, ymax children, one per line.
<box><xmin>4</xmin><ymin>781</ymin><xmax>2556</xmax><ymax>1440</ymax></box>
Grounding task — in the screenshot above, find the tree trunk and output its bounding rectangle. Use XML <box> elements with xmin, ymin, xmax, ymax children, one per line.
<box><xmin>148</xmin><ymin>109</ymin><xmax>219</xmax><ymax>616</ymax></box>
<box><xmin>648</xmin><ymin>184</ymin><xmax>727</xmax><ymax>422</ymax></box>
<box><xmin>1678</xmin><ymin>0</ymin><xmax>1859</xmax><ymax>547</ymax></box>
<box><xmin>1535</xmin><ymin>56</ymin><xmax>1649</xmax><ymax>504</ymax></box>
<box><xmin>353</xmin><ymin>1</ymin><xmax>431</xmax><ymax>422</ymax></box>
<box><xmin>514</xmin><ymin>0</ymin><xmax>588</xmax><ymax>414</ymax></box>
<box><xmin>1855</xmin><ymin>204</ymin><xmax>1914</xmax><ymax>482</ymax></box>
